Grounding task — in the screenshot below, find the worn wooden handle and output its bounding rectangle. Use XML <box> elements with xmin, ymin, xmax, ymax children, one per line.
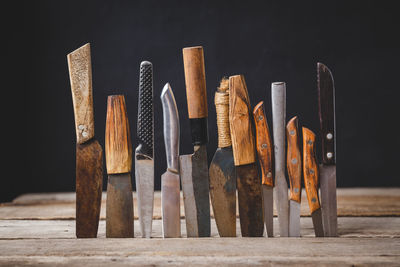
<box><xmin>67</xmin><ymin>43</ymin><xmax>95</xmax><ymax>144</ymax></box>
<box><xmin>105</xmin><ymin>95</ymin><xmax>132</xmax><ymax>174</ymax></box>
<box><xmin>215</xmin><ymin>78</ymin><xmax>231</xmax><ymax>148</ymax></box>
<box><xmin>302</xmin><ymin>127</ymin><xmax>320</xmax><ymax>214</ymax></box>
<box><xmin>229</xmin><ymin>75</ymin><xmax>256</xmax><ymax>166</ymax></box>
<box><xmin>253</xmin><ymin>101</ymin><xmax>273</xmax><ymax>186</ymax></box>
<box><xmin>287</xmin><ymin>116</ymin><xmax>302</xmax><ymax>202</ymax></box>
<box><xmin>182</xmin><ymin>46</ymin><xmax>208</xmax><ymax>119</ymax></box>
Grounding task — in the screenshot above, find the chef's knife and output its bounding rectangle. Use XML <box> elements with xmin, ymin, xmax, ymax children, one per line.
<box><xmin>160</xmin><ymin>83</ymin><xmax>181</xmax><ymax>238</ymax></box>
<box><xmin>105</xmin><ymin>95</ymin><xmax>134</xmax><ymax>238</ymax></box>
<box><xmin>318</xmin><ymin>62</ymin><xmax>338</xmax><ymax>237</ymax></box>
<box><xmin>67</xmin><ymin>43</ymin><xmax>103</xmax><ymax>238</ymax></box>
<box><xmin>229</xmin><ymin>75</ymin><xmax>263</xmax><ymax>237</ymax></box>
<box><xmin>253</xmin><ymin>101</ymin><xmax>274</xmax><ymax>238</ymax></box>
<box><xmin>135</xmin><ymin>61</ymin><xmax>154</xmax><ymax>238</ymax></box>
<box><xmin>180</xmin><ymin>46</ymin><xmax>210</xmax><ymax>237</ymax></box>
<box><xmin>209</xmin><ymin>78</ymin><xmax>236</xmax><ymax>237</ymax></box>
<box><xmin>302</xmin><ymin>127</ymin><xmax>324</xmax><ymax>237</ymax></box>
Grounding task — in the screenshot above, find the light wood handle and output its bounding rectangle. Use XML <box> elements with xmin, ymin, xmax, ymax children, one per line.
<box><xmin>182</xmin><ymin>46</ymin><xmax>208</xmax><ymax>119</ymax></box>
<box><xmin>287</xmin><ymin>116</ymin><xmax>302</xmax><ymax>203</ymax></box>
<box><xmin>105</xmin><ymin>95</ymin><xmax>132</xmax><ymax>174</ymax></box>
<box><xmin>67</xmin><ymin>43</ymin><xmax>95</xmax><ymax>144</ymax></box>
<box><xmin>253</xmin><ymin>101</ymin><xmax>273</xmax><ymax>186</ymax></box>
<box><xmin>215</xmin><ymin>78</ymin><xmax>231</xmax><ymax>148</ymax></box>
<box><xmin>302</xmin><ymin>127</ymin><xmax>320</xmax><ymax>214</ymax></box>
<box><xmin>229</xmin><ymin>75</ymin><xmax>256</xmax><ymax>166</ymax></box>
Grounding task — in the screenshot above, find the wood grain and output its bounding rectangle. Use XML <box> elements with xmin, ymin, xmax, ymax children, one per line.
<box><xmin>105</xmin><ymin>95</ymin><xmax>132</xmax><ymax>174</ymax></box>
<box><xmin>253</xmin><ymin>101</ymin><xmax>273</xmax><ymax>187</ymax></box>
<box><xmin>182</xmin><ymin>46</ymin><xmax>208</xmax><ymax>119</ymax></box>
<box><xmin>287</xmin><ymin>116</ymin><xmax>302</xmax><ymax>203</ymax></box>
<box><xmin>67</xmin><ymin>43</ymin><xmax>95</xmax><ymax>144</ymax></box>
<box><xmin>229</xmin><ymin>75</ymin><xmax>256</xmax><ymax>166</ymax></box>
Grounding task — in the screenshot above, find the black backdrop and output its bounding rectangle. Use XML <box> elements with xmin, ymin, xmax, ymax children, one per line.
<box><xmin>3</xmin><ymin>1</ymin><xmax>399</xmax><ymax>202</ymax></box>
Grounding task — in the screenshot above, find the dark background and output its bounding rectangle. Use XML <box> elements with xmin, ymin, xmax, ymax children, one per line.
<box><xmin>3</xmin><ymin>1</ymin><xmax>399</xmax><ymax>202</ymax></box>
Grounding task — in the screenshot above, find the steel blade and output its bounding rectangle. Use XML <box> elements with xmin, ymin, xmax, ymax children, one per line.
<box><xmin>289</xmin><ymin>200</ymin><xmax>301</xmax><ymax>237</ymax></box>
<box><xmin>262</xmin><ymin>185</ymin><xmax>273</xmax><ymax>237</ymax></box>
<box><xmin>161</xmin><ymin>170</ymin><xmax>181</xmax><ymax>238</ymax></box>
<box><xmin>320</xmin><ymin>164</ymin><xmax>338</xmax><ymax>237</ymax></box>
<box><xmin>311</xmin><ymin>208</ymin><xmax>324</xmax><ymax>237</ymax></box>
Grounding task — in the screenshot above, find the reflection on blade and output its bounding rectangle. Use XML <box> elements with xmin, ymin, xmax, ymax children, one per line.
<box><xmin>320</xmin><ymin>165</ymin><xmax>337</xmax><ymax>237</ymax></box>
<box><xmin>161</xmin><ymin>171</ymin><xmax>181</xmax><ymax>238</ymax></box>
<box><xmin>289</xmin><ymin>200</ymin><xmax>301</xmax><ymax>237</ymax></box>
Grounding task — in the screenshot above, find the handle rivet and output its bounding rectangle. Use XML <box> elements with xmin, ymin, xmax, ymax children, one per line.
<box><xmin>289</xmin><ymin>130</ymin><xmax>295</xmax><ymax>136</ymax></box>
<box><xmin>82</xmin><ymin>131</ymin><xmax>88</xmax><ymax>138</ymax></box>
<box><xmin>294</xmin><ymin>188</ymin><xmax>299</xmax><ymax>193</ymax></box>
<box><xmin>327</xmin><ymin>152</ymin><xmax>333</xmax><ymax>159</ymax></box>
<box><xmin>267</xmin><ymin>172</ymin><xmax>272</xmax><ymax>178</ymax></box>
<box><xmin>261</xmin><ymin>143</ymin><xmax>268</xmax><ymax>149</ymax></box>
<box><xmin>309</xmin><ymin>169</ymin><xmax>314</xmax><ymax>174</ymax></box>
<box><xmin>258</xmin><ymin>115</ymin><xmax>263</xmax><ymax>121</ymax></box>
<box><xmin>311</xmin><ymin>197</ymin><xmax>317</xmax><ymax>203</ymax></box>
<box><xmin>307</xmin><ymin>140</ymin><xmax>313</xmax><ymax>145</ymax></box>
<box><xmin>291</xmin><ymin>158</ymin><xmax>297</xmax><ymax>164</ymax></box>
<box><xmin>327</xmin><ymin>133</ymin><xmax>333</xmax><ymax>140</ymax></box>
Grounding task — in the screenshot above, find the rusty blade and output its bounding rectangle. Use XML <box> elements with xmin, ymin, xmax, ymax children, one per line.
<box><xmin>320</xmin><ymin>164</ymin><xmax>338</xmax><ymax>237</ymax></box>
<box><xmin>76</xmin><ymin>140</ymin><xmax>103</xmax><ymax>238</ymax></box>
<box><xmin>161</xmin><ymin>170</ymin><xmax>181</xmax><ymax>238</ymax></box>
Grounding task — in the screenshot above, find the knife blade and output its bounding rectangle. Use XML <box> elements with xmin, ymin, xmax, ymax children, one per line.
<box><xmin>160</xmin><ymin>83</ymin><xmax>181</xmax><ymax>238</ymax></box>
<box><xmin>135</xmin><ymin>61</ymin><xmax>154</xmax><ymax>238</ymax></box>
<box><xmin>253</xmin><ymin>101</ymin><xmax>274</xmax><ymax>237</ymax></box>
<box><xmin>105</xmin><ymin>95</ymin><xmax>134</xmax><ymax>238</ymax></box>
<box><xmin>209</xmin><ymin>78</ymin><xmax>236</xmax><ymax>237</ymax></box>
<box><xmin>318</xmin><ymin>62</ymin><xmax>338</xmax><ymax>237</ymax></box>
<box><xmin>287</xmin><ymin>116</ymin><xmax>302</xmax><ymax>237</ymax></box>
<box><xmin>302</xmin><ymin>127</ymin><xmax>324</xmax><ymax>237</ymax></box>
<box><xmin>229</xmin><ymin>75</ymin><xmax>263</xmax><ymax>237</ymax></box>
<box><xmin>67</xmin><ymin>43</ymin><xmax>103</xmax><ymax>238</ymax></box>
<box><xmin>180</xmin><ymin>46</ymin><xmax>210</xmax><ymax>237</ymax></box>
<box><xmin>271</xmin><ymin>82</ymin><xmax>289</xmax><ymax>237</ymax></box>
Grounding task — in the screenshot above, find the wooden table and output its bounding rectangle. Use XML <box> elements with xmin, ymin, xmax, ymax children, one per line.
<box><xmin>0</xmin><ymin>188</ymin><xmax>399</xmax><ymax>266</ymax></box>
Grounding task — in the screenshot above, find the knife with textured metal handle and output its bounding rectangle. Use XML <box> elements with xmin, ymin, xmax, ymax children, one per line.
<box><xmin>135</xmin><ymin>61</ymin><xmax>154</xmax><ymax>238</ymax></box>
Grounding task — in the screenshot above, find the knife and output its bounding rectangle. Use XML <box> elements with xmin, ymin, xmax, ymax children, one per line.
<box><xmin>67</xmin><ymin>43</ymin><xmax>103</xmax><ymax>238</ymax></box>
<box><xmin>302</xmin><ymin>127</ymin><xmax>324</xmax><ymax>237</ymax></box>
<box><xmin>229</xmin><ymin>75</ymin><xmax>263</xmax><ymax>237</ymax></box>
<box><xmin>317</xmin><ymin>62</ymin><xmax>338</xmax><ymax>237</ymax></box>
<box><xmin>209</xmin><ymin>78</ymin><xmax>236</xmax><ymax>237</ymax></box>
<box><xmin>287</xmin><ymin>116</ymin><xmax>302</xmax><ymax>237</ymax></box>
<box><xmin>271</xmin><ymin>82</ymin><xmax>289</xmax><ymax>237</ymax></box>
<box><xmin>253</xmin><ymin>101</ymin><xmax>274</xmax><ymax>237</ymax></box>
<box><xmin>180</xmin><ymin>46</ymin><xmax>210</xmax><ymax>237</ymax></box>
<box><xmin>160</xmin><ymin>83</ymin><xmax>181</xmax><ymax>238</ymax></box>
<box><xmin>105</xmin><ymin>95</ymin><xmax>134</xmax><ymax>238</ymax></box>
<box><xmin>135</xmin><ymin>61</ymin><xmax>154</xmax><ymax>238</ymax></box>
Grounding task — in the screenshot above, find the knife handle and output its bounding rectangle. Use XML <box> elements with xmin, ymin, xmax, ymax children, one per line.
<box><xmin>105</xmin><ymin>95</ymin><xmax>132</xmax><ymax>174</ymax></box>
<box><xmin>229</xmin><ymin>75</ymin><xmax>256</xmax><ymax>166</ymax></box>
<box><xmin>183</xmin><ymin>46</ymin><xmax>208</xmax><ymax>146</ymax></box>
<box><xmin>287</xmin><ymin>116</ymin><xmax>302</xmax><ymax>203</ymax></box>
<box><xmin>67</xmin><ymin>43</ymin><xmax>95</xmax><ymax>144</ymax></box>
<box><xmin>253</xmin><ymin>101</ymin><xmax>273</xmax><ymax>187</ymax></box>
<box><xmin>302</xmin><ymin>127</ymin><xmax>320</xmax><ymax>214</ymax></box>
<box><xmin>271</xmin><ymin>82</ymin><xmax>286</xmax><ymax>175</ymax></box>
<box><xmin>136</xmin><ymin>61</ymin><xmax>154</xmax><ymax>158</ymax></box>
<box><xmin>215</xmin><ymin>78</ymin><xmax>231</xmax><ymax>148</ymax></box>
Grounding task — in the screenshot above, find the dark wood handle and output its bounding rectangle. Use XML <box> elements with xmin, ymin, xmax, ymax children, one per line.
<box><xmin>287</xmin><ymin>116</ymin><xmax>302</xmax><ymax>202</ymax></box>
<box><xmin>105</xmin><ymin>95</ymin><xmax>132</xmax><ymax>174</ymax></box>
<box><xmin>253</xmin><ymin>101</ymin><xmax>273</xmax><ymax>186</ymax></box>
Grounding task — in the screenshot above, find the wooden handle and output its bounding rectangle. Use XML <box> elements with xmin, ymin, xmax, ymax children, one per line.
<box><xmin>215</xmin><ymin>78</ymin><xmax>231</xmax><ymax>148</ymax></box>
<box><xmin>302</xmin><ymin>127</ymin><xmax>320</xmax><ymax>214</ymax></box>
<box><xmin>253</xmin><ymin>101</ymin><xmax>273</xmax><ymax>186</ymax></box>
<box><xmin>67</xmin><ymin>43</ymin><xmax>95</xmax><ymax>144</ymax></box>
<box><xmin>182</xmin><ymin>46</ymin><xmax>208</xmax><ymax>119</ymax></box>
<box><xmin>105</xmin><ymin>95</ymin><xmax>132</xmax><ymax>174</ymax></box>
<box><xmin>229</xmin><ymin>75</ymin><xmax>256</xmax><ymax>166</ymax></box>
<box><xmin>287</xmin><ymin>116</ymin><xmax>302</xmax><ymax>202</ymax></box>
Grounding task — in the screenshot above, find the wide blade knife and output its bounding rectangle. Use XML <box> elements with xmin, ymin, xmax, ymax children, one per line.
<box><xmin>135</xmin><ymin>61</ymin><xmax>154</xmax><ymax>238</ymax></box>
<box><xmin>318</xmin><ymin>62</ymin><xmax>338</xmax><ymax>237</ymax></box>
<box><xmin>209</xmin><ymin>78</ymin><xmax>236</xmax><ymax>237</ymax></box>
<box><xmin>67</xmin><ymin>43</ymin><xmax>103</xmax><ymax>238</ymax></box>
<box><xmin>253</xmin><ymin>101</ymin><xmax>274</xmax><ymax>237</ymax></box>
<box><xmin>302</xmin><ymin>127</ymin><xmax>324</xmax><ymax>237</ymax></box>
<box><xmin>180</xmin><ymin>46</ymin><xmax>210</xmax><ymax>237</ymax></box>
<box><xmin>287</xmin><ymin>116</ymin><xmax>302</xmax><ymax>237</ymax></box>
<box><xmin>229</xmin><ymin>75</ymin><xmax>263</xmax><ymax>237</ymax></box>
<box><xmin>160</xmin><ymin>83</ymin><xmax>181</xmax><ymax>238</ymax></box>
<box><xmin>105</xmin><ymin>95</ymin><xmax>134</xmax><ymax>238</ymax></box>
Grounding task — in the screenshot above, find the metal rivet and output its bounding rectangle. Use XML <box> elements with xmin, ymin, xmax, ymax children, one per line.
<box><xmin>258</xmin><ymin>115</ymin><xmax>263</xmax><ymax>121</ymax></box>
<box><xmin>82</xmin><ymin>131</ymin><xmax>88</xmax><ymax>138</ymax></box>
<box><xmin>78</xmin><ymin>125</ymin><xmax>85</xmax><ymax>130</ymax></box>
<box><xmin>291</xmin><ymin>158</ymin><xmax>297</xmax><ymax>164</ymax></box>
<box><xmin>307</xmin><ymin>140</ymin><xmax>313</xmax><ymax>145</ymax></box>
<box><xmin>294</xmin><ymin>188</ymin><xmax>299</xmax><ymax>193</ymax></box>
<box><xmin>267</xmin><ymin>172</ymin><xmax>272</xmax><ymax>178</ymax></box>
<box><xmin>327</xmin><ymin>133</ymin><xmax>333</xmax><ymax>140</ymax></box>
<box><xmin>309</xmin><ymin>169</ymin><xmax>314</xmax><ymax>174</ymax></box>
<box><xmin>289</xmin><ymin>130</ymin><xmax>295</xmax><ymax>136</ymax></box>
<box><xmin>327</xmin><ymin>152</ymin><xmax>333</xmax><ymax>159</ymax></box>
<box><xmin>311</xmin><ymin>197</ymin><xmax>317</xmax><ymax>203</ymax></box>
<box><xmin>261</xmin><ymin>143</ymin><xmax>268</xmax><ymax>149</ymax></box>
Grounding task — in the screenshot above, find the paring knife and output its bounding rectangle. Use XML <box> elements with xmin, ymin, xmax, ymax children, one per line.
<box><xmin>229</xmin><ymin>75</ymin><xmax>263</xmax><ymax>237</ymax></box>
<box><xmin>209</xmin><ymin>78</ymin><xmax>236</xmax><ymax>237</ymax></box>
<box><xmin>135</xmin><ymin>61</ymin><xmax>154</xmax><ymax>238</ymax></box>
<box><xmin>180</xmin><ymin>46</ymin><xmax>211</xmax><ymax>237</ymax></box>
<box><xmin>287</xmin><ymin>116</ymin><xmax>302</xmax><ymax>237</ymax></box>
<box><xmin>67</xmin><ymin>43</ymin><xmax>103</xmax><ymax>238</ymax></box>
<box><xmin>105</xmin><ymin>95</ymin><xmax>134</xmax><ymax>238</ymax></box>
<box><xmin>302</xmin><ymin>127</ymin><xmax>324</xmax><ymax>237</ymax></box>
<box><xmin>317</xmin><ymin>62</ymin><xmax>338</xmax><ymax>237</ymax></box>
<box><xmin>253</xmin><ymin>101</ymin><xmax>274</xmax><ymax>238</ymax></box>
<box><xmin>160</xmin><ymin>83</ymin><xmax>181</xmax><ymax>238</ymax></box>
<box><xmin>271</xmin><ymin>82</ymin><xmax>289</xmax><ymax>237</ymax></box>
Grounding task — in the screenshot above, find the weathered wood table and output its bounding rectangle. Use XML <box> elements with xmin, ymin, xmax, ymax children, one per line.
<box><xmin>0</xmin><ymin>188</ymin><xmax>399</xmax><ymax>266</ymax></box>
